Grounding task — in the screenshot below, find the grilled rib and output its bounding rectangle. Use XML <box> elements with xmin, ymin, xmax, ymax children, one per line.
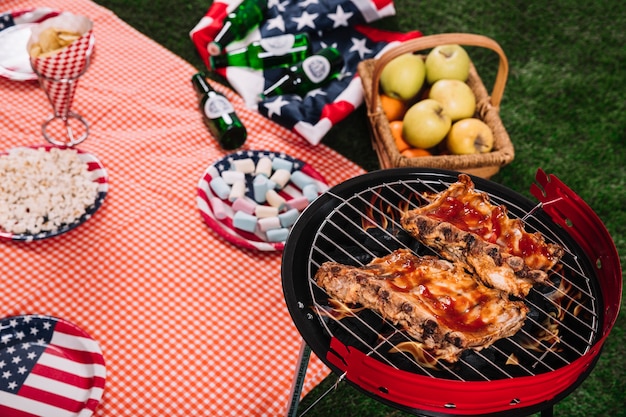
<box><xmin>401</xmin><ymin>174</ymin><xmax>564</xmax><ymax>298</ymax></box>
<box><xmin>315</xmin><ymin>249</ymin><xmax>528</xmax><ymax>363</ymax></box>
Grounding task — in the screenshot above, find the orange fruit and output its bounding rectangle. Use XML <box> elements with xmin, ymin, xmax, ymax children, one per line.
<box><xmin>402</xmin><ymin>147</ymin><xmax>433</xmax><ymax>158</ymax></box>
<box><xmin>380</xmin><ymin>94</ymin><xmax>407</xmax><ymax>121</ymax></box>
<box><xmin>389</xmin><ymin>120</ymin><xmax>410</xmax><ymax>153</ymax></box>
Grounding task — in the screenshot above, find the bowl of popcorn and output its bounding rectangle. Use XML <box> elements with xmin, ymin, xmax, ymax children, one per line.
<box><xmin>0</xmin><ymin>145</ymin><xmax>108</xmax><ymax>241</ymax></box>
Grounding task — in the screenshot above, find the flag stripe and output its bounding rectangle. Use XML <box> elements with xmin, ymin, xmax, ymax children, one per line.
<box><xmin>51</xmin><ymin>321</ymin><xmax>101</xmax><ymax>349</ymax></box>
<box><xmin>0</xmin><ymin>402</ymin><xmax>41</xmax><ymax>417</ymax></box>
<box><xmin>36</xmin><ymin>351</ymin><xmax>106</xmax><ymax>379</ymax></box>
<box><xmin>44</xmin><ymin>344</ymin><xmax>106</xmax><ymax>366</ymax></box>
<box><xmin>30</xmin><ymin>363</ymin><xmax>104</xmax><ymax>390</ymax></box>
<box><xmin>0</xmin><ymin>390</ymin><xmax>77</xmax><ymax>417</ymax></box>
<box><xmin>23</xmin><ymin>373</ymin><xmax>105</xmax><ymax>406</ymax></box>
<box><xmin>16</xmin><ymin>384</ymin><xmax>84</xmax><ymax>413</ymax></box>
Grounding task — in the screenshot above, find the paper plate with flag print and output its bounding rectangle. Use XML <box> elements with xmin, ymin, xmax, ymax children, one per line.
<box><xmin>197</xmin><ymin>150</ymin><xmax>328</xmax><ymax>251</ymax></box>
<box><xmin>0</xmin><ymin>8</ymin><xmax>62</xmax><ymax>81</ymax></box>
<box><xmin>0</xmin><ymin>314</ymin><xmax>106</xmax><ymax>417</ymax></box>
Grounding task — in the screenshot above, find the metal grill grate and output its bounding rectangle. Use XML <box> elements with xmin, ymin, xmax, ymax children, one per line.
<box><xmin>304</xmin><ymin>177</ymin><xmax>600</xmax><ymax>382</ymax></box>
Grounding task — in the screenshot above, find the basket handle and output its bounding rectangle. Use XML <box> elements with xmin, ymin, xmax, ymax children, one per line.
<box><xmin>370</xmin><ymin>33</ymin><xmax>509</xmax><ymax>110</ymax></box>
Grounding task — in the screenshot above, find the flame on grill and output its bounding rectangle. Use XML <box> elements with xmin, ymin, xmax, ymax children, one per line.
<box><xmin>317</xmin><ymin>298</ymin><xmax>366</xmax><ymax>320</ymax></box>
<box><xmin>361</xmin><ymin>190</ymin><xmax>413</xmax><ymax>231</ymax></box>
<box><xmin>388</xmin><ymin>341</ymin><xmax>440</xmax><ymax>369</ymax></box>
<box><xmin>519</xmin><ymin>266</ymin><xmax>582</xmax><ymax>354</ymax></box>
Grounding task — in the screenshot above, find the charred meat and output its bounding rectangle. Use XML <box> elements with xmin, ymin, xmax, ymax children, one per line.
<box><xmin>314</xmin><ymin>249</ymin><xmax>529</xmax><ymax>363</ymax></box>
<box><xmin>401</xmin><ymin>174</ymin><xmax>564</xmax><ymax>298</ymax></box>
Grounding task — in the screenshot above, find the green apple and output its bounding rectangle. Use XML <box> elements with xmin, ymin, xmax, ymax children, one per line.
<box><xmin>428</xmin><ymin>79</ymin><xmax>476</xmax><ymax>121</ymax></box>
<box><xmin>446</xmin><ymin>118</ymin><xmax>494</xmax><ymax>154</ymax></box>
<box><xmin>425</xmin><ymin>44</ymin><xmax>471</xmax><ymax>84</ymax></box>
<box><xmin>402</xmin><ymin>99</ymin><xmax>451</xmax><ymax>149</ymax></box>
<box><xmin>380</xmin><ymin>53</ymin><xmax>426</xmax><ymax>101</ymax></box>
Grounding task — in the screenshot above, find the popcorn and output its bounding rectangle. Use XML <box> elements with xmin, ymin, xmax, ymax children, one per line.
<box><xmin>0</xmin><ymin>147</ymin><xmax>99</xmax><ymax>235</ymax></box>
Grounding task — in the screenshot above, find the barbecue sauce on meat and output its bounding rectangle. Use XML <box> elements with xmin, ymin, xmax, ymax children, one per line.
<box><xmin>315</xmin><ymin>249</ymin><xmax>529</xmax><ymax>362</ymax></box>
<box><xmin>421</xmin><ymin>177</ymin><xmax>563</xmax><ymax>270</ymax></box>
<box><xmin>371</xmin><ymin>251</ymin><xmax>505</xmax><ymax>334</ymax></box>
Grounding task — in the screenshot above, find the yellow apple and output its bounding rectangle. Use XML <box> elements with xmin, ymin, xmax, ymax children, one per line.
<box><xmin>402</xmin><ymin>99</ymin><xmax>451</xmax><ymax>149</ymax></box>
<box><xmin>425</xmin><ymin>44</ymin><xmax>471</xmax><ymax>84</ymax></box>
<box><xmin>428</xmin><ymin>79</ymin><xmax>476</xmax><ymax>121</ymax></box>
<box><xmin>446</xmin><ymin>118</ymin><xmax>494</xmax><ymax>154</ymax></box>
<box><xmin>380</xmin><ymin>53</ymin><xmax>426</xmax><ymax>101</ymax></box>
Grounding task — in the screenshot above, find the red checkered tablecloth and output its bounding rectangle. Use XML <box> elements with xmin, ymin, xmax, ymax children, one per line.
<box><xmin>0</xmin><ymin>0</ymin><xmax>366</xmax><ymax>415</ymax></box>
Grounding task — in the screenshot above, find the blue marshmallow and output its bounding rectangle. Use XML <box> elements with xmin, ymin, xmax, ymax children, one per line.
<box><xmin>290</xmin><ymin>170</ymin><xmax>316</xmax><ymax>190</ymax></box>
<box><xmin>209</xmin><ymin>176</ymin><xmax>231</xmax><ymax>200</ymax></box>
<box><xmin>302</xmin><ymin>183</ymin><xmax>318</xmax><ymax>202</ymax></box>
<box><xmin>266</xmin><ymin>227</ymin><xmax>290</xmax><ymax>242</ymax></box>
<box><xmin>278</xmin><ymin>208</ymin><xmax>300</xmax><ymax>228</ymax></box>
<box><xmin>253</xmin><ymin>175</ymin><xmax>268</xmax><ymax>203</ymax></box>
<box><xmin>271</xmin><ymin>157</ymin><xmax>294</xmax><ymax>172</ymax></box>
<box><xmin>233</xmin><ymin>211</ymin><xmax>257</xmax><ymax>233</ymax></box>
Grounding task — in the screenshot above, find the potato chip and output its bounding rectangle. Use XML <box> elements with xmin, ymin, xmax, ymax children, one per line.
<box><xmin>29</xmin><ymin>27</ymin><xmax>82</xmax><ymax>58</ymax></box>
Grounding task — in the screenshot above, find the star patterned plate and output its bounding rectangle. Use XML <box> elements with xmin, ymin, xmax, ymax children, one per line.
<box><xmin>0</xmin><ymin>314</ymin><xmax>106</xmax><ymax>416</ymax></box>
<box><xmin>196</xmin><ymin>149</ymin><xmax>328</xmax><ymax>251</ymax></box>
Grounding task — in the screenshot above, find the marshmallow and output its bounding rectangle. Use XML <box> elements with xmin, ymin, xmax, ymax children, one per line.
<box><xmin>279</xmin><ymin>208</ymin><xmax>300</xmax><ymax>228</ymax></box>
<box><xmin>257</xmin><ymin>216</ymin><xmax>282</xmax><ymax>232</ymax></box>
<box><xmin>266</xmin><ymin>227</ymin><xmax>290</xmax><ymax>242</ymax></box>
<box><xmin>253</xmin><ymin>175</ymin><xmax>268</xmax><ymax>203</ymax></box>
<box><xmin>286</xmin><ymin>196</ymin><xmax>309</xmax><ymax>211</ymax></box>
<box><xmin>232</xmin><ymin>158</ymin><xmax>255</xmax><ymax>173</ymax></box>
<box><xmin>209</xmin><ymin>197</ymin><xmax>228</xmax><ymax>220</ymax></box>
<box><xmin>209</xmin><ymin>176</ymin><xmax>231</xmax><ymax>200</ymax></box>
<box><xmin>221</xmin><ymin>170</ymin><xmax>245</xmax><ymax>185</ymax></box>
<box><xmin>228</xmin><ymin>179</ymin><xmax>246</xmax><ymax>202</ymax></box>
<box><xmin>232</xmin><ymin>211</ymin><xmax>257</xmax><ymax>233</ymax></box>
<box><xmin>271</xmin><ymin>157</ymin><xmax>294</xmax><ymax>172</ymax></box>
<box><xmin>266</xmin><ymin>189</ymin><xmax>286</xmax><ymax>209</ymax></box>
<box><xmin>290</xmin><ymin>170</ymin><xmax>315</xmax><ymax>189</ymax></box>
<box><xmin>302</xmin><ymin>184</ymin><xmax>318</xmax><ymax>202</ymax></box>
<box><xmin>231</xmin><ymin>197</ymin><xmax>256</xmax><ymax>215</ymax></box>
<box><xmin>255</xmin><ymin>205</ymin><xmax>279</xmax><ymax>218</ymax></box>
<box><xmin>255</xmin><ymin>156</ymin><xmax>273</xmax><ymax>178</ymax></box>
<box><xmin>270</xmin><ymin>169</ymin><xmax>291</xmax><ymax>189</ymax></box>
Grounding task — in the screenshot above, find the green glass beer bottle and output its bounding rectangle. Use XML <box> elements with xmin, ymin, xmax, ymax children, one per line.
<box><xmin>191</xmin><ymin>73</ymin><xmax>247</xmax><ymax>150</ymax></box>
<box><xmin>208</xmin><ymin>0</ymin><xmax>269</xmax><ymax>56</ymax></box>
<box><xmin>209</xmin><ymin>33</ymin><xmax>312</xmax><ymax>70</ymax></box>
<box><xmin>261</xmin><ymin>47</ymin><xmax>344</xmax><ymax>98</ymax></box>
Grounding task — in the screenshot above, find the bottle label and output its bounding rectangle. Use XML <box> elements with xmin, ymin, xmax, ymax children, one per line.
<box><xmin>259</xmin><ymin>34</ymin><xmax>296</xmax><ymax>55</ymax></box>
<box><xmin>204</xmin><ymin>95</ymin><xmax>235</xmax><ymax>119</ymax></box>
<box><xmin>301</xmin><ymin>55</ymin><xmax>331</xmax><ymax>84</ymax></box>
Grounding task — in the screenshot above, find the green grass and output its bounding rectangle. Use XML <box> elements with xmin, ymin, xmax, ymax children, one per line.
<box><xmin>93</xmin><ymin>1</ymin><xmax>625</xmax><ymax>416</ymax></box>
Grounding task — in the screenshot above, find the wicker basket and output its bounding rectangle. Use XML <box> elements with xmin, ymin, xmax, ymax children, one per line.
<box><xmin>358</xmin><ymin>33</ymin><xmax>514</xmax><ymax>179</ymax></box>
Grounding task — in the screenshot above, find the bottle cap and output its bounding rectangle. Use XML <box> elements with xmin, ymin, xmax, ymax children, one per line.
<box><xmin>209</xmin><ymin>21</ymin><xmax>235</xmax><ymax>56</ymax></box>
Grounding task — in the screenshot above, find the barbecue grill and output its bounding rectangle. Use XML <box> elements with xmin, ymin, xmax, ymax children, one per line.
<box><xmin>281</xmin><ymin>168</ymin><xmax>621</xmax><ymax>417</ymax></box>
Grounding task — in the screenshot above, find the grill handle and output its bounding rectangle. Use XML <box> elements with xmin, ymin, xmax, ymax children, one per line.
<box><xmin>530</xmin><ymin>169</ymin><xmax>622</xmax><ymax>335</ymax></box>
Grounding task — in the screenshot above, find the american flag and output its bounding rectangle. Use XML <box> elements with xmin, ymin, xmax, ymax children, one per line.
<box><xmin>190</xmin><ymin>0</ymin><xmax>422</xmax><ymax>145</ymax></box>
<box><xmin>0</xmin><ymin>315</ymin><xmax>105</xmax><ymax>417</ymax></box>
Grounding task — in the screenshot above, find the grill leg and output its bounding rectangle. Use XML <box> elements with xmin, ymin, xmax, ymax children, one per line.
<box><xmin>541</xmin><ymin>406</ymin><xmax>554</xmax><ymax>417</ymax></box>
<box><xmin>286</xmin><ymin>341</ymin><xmax>312</xmax><ymax>417</ymax></box>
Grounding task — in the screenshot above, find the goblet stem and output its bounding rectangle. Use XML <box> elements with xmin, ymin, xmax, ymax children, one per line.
<box><xmin>31</xmin><ymin>56</ymin><xmax>90</xmax><ymax>146</ymax></box>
